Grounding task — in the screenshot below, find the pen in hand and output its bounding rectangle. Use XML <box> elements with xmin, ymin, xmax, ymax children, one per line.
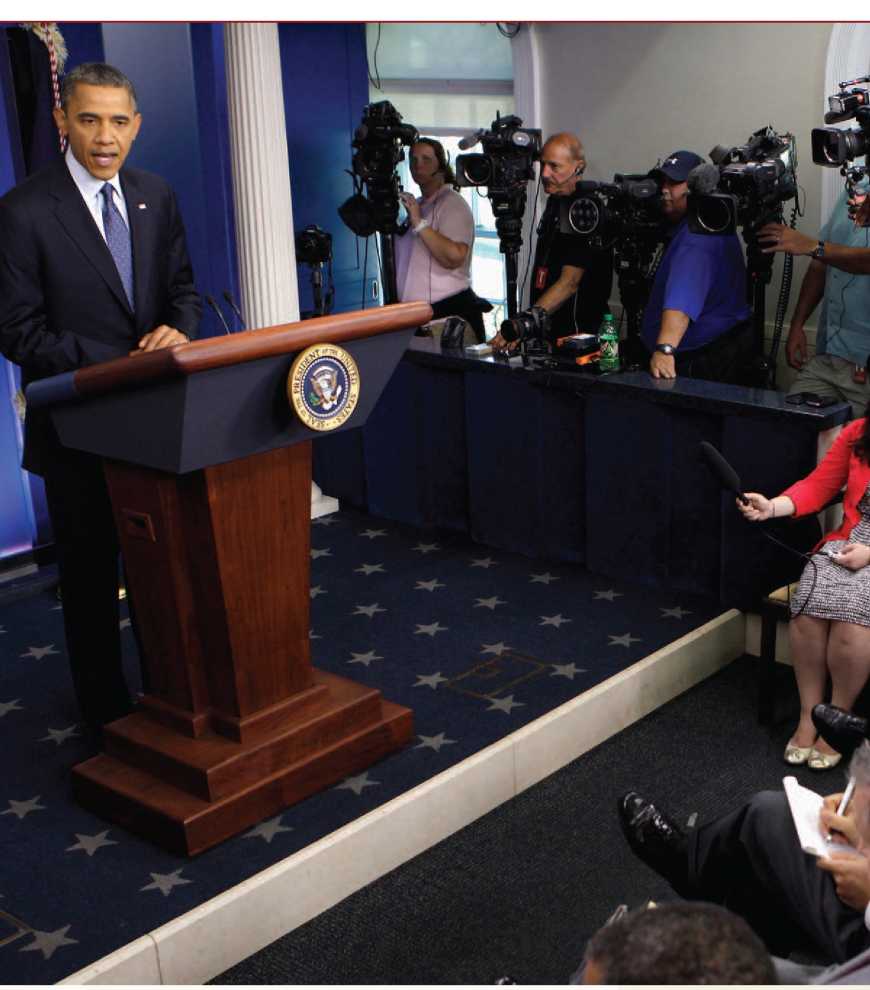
<box><xmin>837</xmin><ymin>778</ymin><xmax>856</xmax><ymax>818</ymax></box>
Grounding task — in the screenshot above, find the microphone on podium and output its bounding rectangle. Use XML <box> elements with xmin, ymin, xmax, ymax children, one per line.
<box><xmin>205</xmin><ymin>294</ymin><xmax>232</xmax><ymax>335</ymax></box>
<box><xmin>222</xmin><ymin>290</ymin><xmax>246</xmax><ymax>331</ymax></box>
<box><xmin>699</xmin><ymin>441</ymin><xmax>750</xmax><ymax>505</ymax></box>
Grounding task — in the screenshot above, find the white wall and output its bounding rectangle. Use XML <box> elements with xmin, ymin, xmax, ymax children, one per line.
<box><xmin>523</xmin><ymin>22</ymin><xmax>834</xmax><ymax>384</ymax></box>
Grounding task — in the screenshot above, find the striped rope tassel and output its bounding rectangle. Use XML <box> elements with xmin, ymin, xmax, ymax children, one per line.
<box><xmin>41</xmin><ymin>21</ymin><xmax>66</xmax><ymax>154</ymax></box>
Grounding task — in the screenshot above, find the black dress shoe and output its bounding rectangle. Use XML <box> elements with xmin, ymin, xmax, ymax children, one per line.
<box><xmin>812</xmin><ymin>703</ymin><xmax>868</xmax><ymax>759</ymax></box>
<box><xmin>618</xmin><ymin>791</ymin><xmax>690</xmax><ymax>894</ymax></box>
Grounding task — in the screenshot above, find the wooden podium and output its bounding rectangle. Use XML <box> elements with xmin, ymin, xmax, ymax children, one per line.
<box><xmin>26</xmin><ymin>302</ymin><xmax>431</xmax><ymax>855</ymax></box>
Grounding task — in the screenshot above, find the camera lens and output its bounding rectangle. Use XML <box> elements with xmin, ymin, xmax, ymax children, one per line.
<box><xmin>568</xmin><ymin>197</ymin><xmax>601</xmax><ymax>235</ymax></box>
<box><xmin>695</xmin><ymin>196</ymin><xmax>734</xmax><ymax>235</ymax></box>
<box><xmin>461</xmin><ymin>155</ymin><xmax>492</xmax><ymax>186</ymax></box>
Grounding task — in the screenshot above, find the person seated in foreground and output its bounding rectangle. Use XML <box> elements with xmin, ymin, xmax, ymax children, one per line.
<box><xmin>738</xmin><ymin>407</ymin><xmax>870</xmax><ymax>770</ymax></box>
<box><xmin>579</xmin><ymin>901</ymin><xmax>776</xmax><ymax>984</ymax></box>
<box><xmin>617</xmin><ymin>741</ymin><xmax>870</xmax><ymax>972</ymax></box>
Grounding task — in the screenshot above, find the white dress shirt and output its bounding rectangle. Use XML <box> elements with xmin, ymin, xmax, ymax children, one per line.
<box><xmin>64</xmin><ymin>146</ymin><xmax>130</xmax><ymax>240</ymax></box>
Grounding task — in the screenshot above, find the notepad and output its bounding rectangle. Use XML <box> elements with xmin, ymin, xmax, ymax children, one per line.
<box><xmin>783</xmin><ymin>775</ymin><xmax>859</xmax><ymax>858</ymax></box>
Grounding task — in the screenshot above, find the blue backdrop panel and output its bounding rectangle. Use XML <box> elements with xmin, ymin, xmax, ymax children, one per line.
<box><xmin>278</xmin><ymin>23</ymin><xmax>380</xmax><ymax>316</ymax></box>
<box><xmin>363</xmin><ymin>361</ymin><xmax>469</xmax><ymax>532</ymax></box>
<box><xmin>466</xmin><ymin>373</ymin><xmax>585</xmax><ymax>563</ymax></box>
<box><xmin>100</xmin><ymin>23</ymin><xmax>233</xmax><ymax>340</ymax></box>
<box><xmin>58</xmin><ymin>23</ymin><xmax>104</xmax><ymax>67</ymax></box>
<box><xmin>0</xmin><ymin>29</ymin><xmax>36</xmax><ymax>557</ymax></box>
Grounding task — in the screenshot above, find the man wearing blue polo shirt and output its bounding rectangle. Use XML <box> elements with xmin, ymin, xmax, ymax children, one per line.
<box><xmin>759</xmin><ymin>188</ymin><xmax>870</xmax><ymax>419</ymax></box>
<box><xmin>642</xmin><ymin>150</ymin><xmax>752</xmax><ymax>382</ymax></box>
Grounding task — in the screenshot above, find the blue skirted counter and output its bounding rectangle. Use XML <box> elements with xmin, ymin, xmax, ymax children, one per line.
<box><xmin>313</xmin><ymin>339</ymin><xmax>850</xmax><ymax>609</ymax></box>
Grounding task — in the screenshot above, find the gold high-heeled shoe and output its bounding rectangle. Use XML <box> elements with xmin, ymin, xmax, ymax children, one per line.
<box><xmin>807</xmin><ymin>747</ymin><xmax>843</xmax><ymax>770</ymax></box>
<box><xmin>784</xmin><ymin>742</ymin><xmax>814</xmax><ymax>765</ymax></box>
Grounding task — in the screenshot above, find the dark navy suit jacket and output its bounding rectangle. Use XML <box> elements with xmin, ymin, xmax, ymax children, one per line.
<box><xmin>0</xmin><ymin>158</ymin><xmax>201</xmax><ymax>473</ymax></box>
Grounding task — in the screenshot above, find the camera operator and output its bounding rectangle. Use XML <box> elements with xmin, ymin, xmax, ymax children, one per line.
<box><xmin>490</xmin><ymin>132</ymin><xmax>612</xmax><ymax>353</ymax></box>
<box><xmin>395</xmin><ymin>138</ymin><xmax>485</xmax><ymax>341</ymax></box>
<box><xmin>642</xmin><ymin>150</ymin><xmax>752</xmax><ymax>382</ymax></box>
<box><xmin>759</xmin><ymin>191</ymin><xmax>870</xmax><ymax>417</ymax></box>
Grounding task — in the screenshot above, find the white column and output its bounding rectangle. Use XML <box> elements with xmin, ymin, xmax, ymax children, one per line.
<box><xmin>225</xmin><ymin>22</ymin><xmax>299</xmax><ymax>329</ymax></box>
<box><xmin>225</xmin><ymin>24</ymin><xmax>338</xmax><ymax>519</ymax></box>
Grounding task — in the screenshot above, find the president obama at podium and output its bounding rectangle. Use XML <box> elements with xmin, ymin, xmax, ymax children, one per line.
<box><xmin>0</xmin><ymin>62</ymin><xmax>201</xmax><ymax>732</ymax></box>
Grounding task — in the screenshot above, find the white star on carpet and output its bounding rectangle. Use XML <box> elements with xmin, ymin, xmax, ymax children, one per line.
<box><xmin>487</xmin><ymin>695</ymin><xmax>525</xmax><ymax>714</ymax></box>
<box><xmin>313</xmin><ymin>515</ymin><xmax>338</xmax><ymax>526</ymax></box>
<box><xmin>355</xmin><ymin>563</ymin><xmax>385</xmax><ymax>576</ymax></box>
<box><xmin>415</xmin><ymin>621</ymin><xmax>448</xmax><ymax>636</ymax></box>
<box><xmin>243</xmin><ymin>816</ymin><xmax>292</xmax><ymax>843</ymax></box>
<box><xmin>349</xmin><ymin>650</ymin><xmax>383</xmax><ymax>667</ymax></box>
<box><xmin>551</xmin><ymin>662</ymin><xmax>586</xmax><ymax>680</ymax></box>
<box><xmin>415</xmin><ymin>578</ymin><xmax>445</xmax><ymax>591</ymax></box>
<box><xmin>474</xmin><ymin>596</ymin><xmax>505</xmax><ymax>610</ymax></box>
<box><xmin>594</xmin><ymin>589</ymin><xmax>623</xmax><ymax>601</ymax></box>
<box><xmin>310</xmin><ymin>585</ymin><xmax>327</xmax><ymax>599</ymax></box>
<box><xmin>19</xmin><ymin>925</ymin><xmax>77</xmax><ymax>960</ymax></box>
<box><xmin>19</xmin><ymin>644</ymin><xmax>59</xmax><ymax>660</ymax></box>
<box><xmin>119</xmin><ymin>617</ymin><xmax>131</xmax><ymax>630</ymax></box>
<box><xmin>310</xmin><ymin>547</ymin><xmax>332</xmax><ymax>559</ymax></box>
<box><xmin>0</xmin><ymin>624</ymin><xmax>5</xmax><ymax>633</ymax></box>
<box><xmin>1</xmin><ymin>796</ymin><xmax>45</xmax><ymax>819</ymax></box>
<box><xmin>540</xmin><ymin>614</ymin><xmax>571</xmax><ymax>628</ymax></box>
<box><xmin>661</xmin><ymin>606</ymin><xmax>692</xmax><ymax>619</ymax></box>
<box><xmin>309</xmin><ymin>628</ymin><xmax>321</xmax><ymax>640</ymax></box>
<box><xmin>413</xmin><ymin>542</ymin><xmax>440</xmax><ymax>554</ymax></box>
<box><xmin>416</xmin><ymin>732</ymin><xmax>457</xmax><ymax>752</ymax></box>
<box><xmin>609</xmin><ymin>632</ymin><xmax>642</xmax><ymax>647</ymax></box>
<box><xmin>0</xmin><ymin>699</ymin><xmax>22</xmax><ymax>718</ymax></box>
<box><xmin>480</xmin><ymin>642</ymin><xmax>510</xmax><ymax>656</ymax></box>
<box><xmin>336</xmin><ymin>772</ymin><xmax>379</xmax><ymax>795</ymax></box>
<box><xmin>530</xmin><ymin>572</ymin><xmax>559</xmax><ymax>584</ymax></box>
<box><xmin>141</xmin><ymin>868</ymin><xmax>192</xmax><ymax>896</ymax></box>
<box><xmin>40</xmin><ymin>725</ymin><xmax>79</xmax><ymax>746</ymax></box>
<box><xmin>414</xmin><ymin>672</ymin><xmax>448</xmax><ymax>689</ymax></box>
<box><xmin>470</xmin><ymin>556</ymin><xmax>496</xmax><ymax>568</ymax></box>
<box><xmin>360</xmin><ymin>528</ymin><xmax>386</xmax><ymax>539</ymax></box>
<box><xmin>352</xmin><ymin>603</ymin><xmax>386</xmax><ymax>618</ymax></box>
<box><xmin>66</xmin><ymin>830</ymin><xmax>118</xmax><ymax>856</ymax></box>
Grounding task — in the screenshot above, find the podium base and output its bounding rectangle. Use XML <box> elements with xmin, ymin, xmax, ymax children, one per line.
<box><xmin>71</xmin><ymin>670</ymin><xmax>413</xmax><ymax>856</ymax></box>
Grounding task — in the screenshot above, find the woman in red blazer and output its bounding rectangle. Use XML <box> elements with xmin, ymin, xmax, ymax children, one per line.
<box><xmin>739</xmin><ymin>416</ymin><xmax>870</xmax><ymax>770</ymax></box>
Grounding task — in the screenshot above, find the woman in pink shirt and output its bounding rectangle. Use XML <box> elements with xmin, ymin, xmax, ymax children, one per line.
<box><xmin>395</xmin><ymin>139</ymin><xmax>484</xmax><ymax>341</ymax></box>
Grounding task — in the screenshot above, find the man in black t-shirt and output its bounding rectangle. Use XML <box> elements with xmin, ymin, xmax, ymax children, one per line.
<box><xmin>492</xmin><ymin>132</ymin><xmax>613</xmax><ymax>350</ymax></box>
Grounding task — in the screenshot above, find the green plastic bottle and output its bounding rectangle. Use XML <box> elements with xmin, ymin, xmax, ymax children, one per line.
<box><xmin>598</xmin><ymin>313</ymin><xmax>620</xmax><ymax>372</ymax></box>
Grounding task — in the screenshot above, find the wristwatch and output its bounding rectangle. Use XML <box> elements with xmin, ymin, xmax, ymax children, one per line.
<box><xmin>654</xmin><ymin>343</ymin><xmax>675</xmax><ymax>356</ymax></box>
<box><xmin>810</xmin><ymin>240</ymin><xmax>825</xmax><ymax>260</ymax></box>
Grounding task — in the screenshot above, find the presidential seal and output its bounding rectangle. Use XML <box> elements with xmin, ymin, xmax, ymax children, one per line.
<box><xmin>287</xmin><ymin>344</ymin><xmax>360</xmax><ymax>431</ymax></box>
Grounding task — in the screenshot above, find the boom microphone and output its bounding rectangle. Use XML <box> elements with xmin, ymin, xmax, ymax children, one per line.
<box><xmin>205</xmin><ymin>294</ymin><xmax>232</xmax><ymax>335</ymax></box>
<box><xmin>687</xmin><ymin>163</ymin><xmax>721</xmax><ymax>195</ymax></box>
<box><xmin>458</xmin><ymin>128</ymin><xmax>485</xmax><ymax>150</ymax></box>
<box><xmin>699</xmin><ymin>441</ymin><xmax>749</xmax><ymax>504</ymax></box>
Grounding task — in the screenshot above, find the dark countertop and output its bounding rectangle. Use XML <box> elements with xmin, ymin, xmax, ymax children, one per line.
<box><xmin>405</xmin><ymin>335</ymin><xmax>851</xmax><ymax>429</ymax></box>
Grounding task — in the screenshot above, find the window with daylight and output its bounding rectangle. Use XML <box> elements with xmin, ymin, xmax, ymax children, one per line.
<box><xmin>366</xmin><ymin>23</ymin><xmax>515</xmax><ymax>338</ymax></box>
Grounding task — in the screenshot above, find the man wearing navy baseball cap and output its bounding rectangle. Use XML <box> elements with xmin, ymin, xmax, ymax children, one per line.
<box><xmin>641</xmin><ymin>149</ymin><xmax>753</xmax><ymax>382</ymax></box>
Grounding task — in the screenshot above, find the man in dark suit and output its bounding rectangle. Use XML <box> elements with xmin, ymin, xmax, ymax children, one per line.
<box><xmin>0</xmin><ymin>62</ymin><xmax>201</xmax><ymax>731</ymax></box>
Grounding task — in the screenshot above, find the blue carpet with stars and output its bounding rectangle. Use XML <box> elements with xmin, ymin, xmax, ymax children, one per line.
<box><xmin>0</xmin><ymin>507</ymin><xmax>722</xmax><ymax>983</ymax></box>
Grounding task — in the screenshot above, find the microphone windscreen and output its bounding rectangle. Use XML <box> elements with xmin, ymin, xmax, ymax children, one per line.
<box><xmin>699</xmin><ymin>441</ymin><xmax>743</xmax><ymax>496</ymax></box>
<box><xmin>687</xmin><ymin>163</ymin><xmax>721</xmax><ymax>195</ymax></box>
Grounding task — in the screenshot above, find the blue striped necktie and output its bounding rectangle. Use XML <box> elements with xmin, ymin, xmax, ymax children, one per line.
<box><xmin>100</xmin><ymin>182</ymin><xmax>134</xmax><ymax>310</ymax></box>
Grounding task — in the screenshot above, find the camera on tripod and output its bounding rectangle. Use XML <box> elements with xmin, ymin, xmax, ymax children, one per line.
<box><xmin>295</xmin><ymin>225</ymin><xmax>332</xmax><ymax>266</ymax></box>
<box><xmin>498</xmin><ymin>305</ymin><xmax>550</xmax><ymax>345</ymax></box>
<box><xmin>455</xmin><ymin>113</ymin><xmax>542</xmax><ymax>195</ymax></box>
<box><xmin>338</xmin><ymin>100</ymin><xmax>418</xmax><ymax>239</ymax></box>
<box><xmin>687</xmin><ymin>126</ymin><xmax>797</xmax><ymax>236</ymax></box>
<box><xmin>557</xmin><ymin>175</ymin><xmax>662</xmax><ymax>250</ymax></box>
<box><xmin>811</xmin><ymin>76</ymin><xmax>869</xmax><ymax>218</ymax></box>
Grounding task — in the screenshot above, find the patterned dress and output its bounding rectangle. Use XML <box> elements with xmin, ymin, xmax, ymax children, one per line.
<box><xmin>791</xmin><ymin>482</ymin><xmax>870</xmax><ymax>626</ymax></box>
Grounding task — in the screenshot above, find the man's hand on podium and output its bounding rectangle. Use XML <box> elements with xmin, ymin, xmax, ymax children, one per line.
<box><xmin>130</xmin><ymin>324</ymin><xmax>190</xmax><ymax>355</ymax></box>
